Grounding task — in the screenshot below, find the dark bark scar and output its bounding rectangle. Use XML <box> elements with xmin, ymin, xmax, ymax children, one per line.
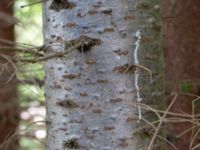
<box><xmin>56</xmin><ymin>99</ymin><xmax>79</xmax><ymax>108</ymax></box>
<box><xmin>65</xmin><ymin>35</ymin><xmax>102</xmax><ymax>52</ymax></box>
<box><xmin>63</xmin><ymin>138</ymin><xmax>80</xmax><ymax>149</ymax></box>
<box><xmin>49</xmin><ymin>0</ymin><xmax>76</xmax><ymax>11</ymax></box>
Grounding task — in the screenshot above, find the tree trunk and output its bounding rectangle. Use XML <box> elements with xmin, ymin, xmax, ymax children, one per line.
<box><xmin>0</xmin><ymin>1</ymin><xmax>19</xmax><ymax>149</ymax></box>
<box><xmin>163</xmin><ymin>0</ymin><xmax>200</xmax><ymax>149</ymax></box>
<box><xmin>44</xmin><ymin>0</ymin><xmax>165</xmax><ymax>149</ymax></box>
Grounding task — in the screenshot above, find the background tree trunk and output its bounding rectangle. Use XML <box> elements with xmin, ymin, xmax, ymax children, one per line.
<box><xmin>163</xmin><ymin>0</ymin><xmax>200</xmax><ymax>149</ymax></box>
<box><xmin>0</xmin><ymin>0</ymin><xmax>19</xmax><ymax>149</ymax></box>
<box><xmin>44</xmin><ymin>0</ymin><xmax>165</xmax><ymax>149</ymax></box>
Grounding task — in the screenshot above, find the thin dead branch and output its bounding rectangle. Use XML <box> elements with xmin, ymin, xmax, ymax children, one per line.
<box><xmin>146</xmin><ymin>93</ymin><xmax>178</xmax><ymax>150</ymax></box>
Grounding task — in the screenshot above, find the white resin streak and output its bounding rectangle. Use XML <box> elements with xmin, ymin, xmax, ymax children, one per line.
<box><xmin>134</xmin><ymin>30</ymin><xmax>142</xmax><ymax>121</ymax></box>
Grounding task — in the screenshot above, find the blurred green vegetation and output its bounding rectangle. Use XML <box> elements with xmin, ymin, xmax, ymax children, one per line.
<box><xmin>15</xmin><ymin>0</ymin><xmax>43</xmax><ymax>45</ymax></box>
<box><xmin>20</xmin><ymin>137</ymin><xmax>43</xmax><ymax>150</ymax></box>
<box><xmin>14</xmin><ymin>0</ymin><xmax>45</xmax><ymax>150</ymax></box>
<box><xmin>180</xmin><ymin>82</ymin><xmax>192</xmax><ymax>93</ymax></box>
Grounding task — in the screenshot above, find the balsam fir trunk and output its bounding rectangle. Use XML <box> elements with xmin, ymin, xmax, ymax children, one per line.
<box><xmin>0</xmin><ymin>1</ymin><xmax>19</xmax><ymax>149</ymax></box>
<box><xmin>43</xmin><ymin>0</ymin><xmax>165</xmax><ymax>149</ymax></box>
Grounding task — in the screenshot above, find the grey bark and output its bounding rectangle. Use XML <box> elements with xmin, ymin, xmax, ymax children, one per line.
<box><xmin>43</xmin><ymin>0</ymin><xmax>164</xmax><ymax>149</ymax></box>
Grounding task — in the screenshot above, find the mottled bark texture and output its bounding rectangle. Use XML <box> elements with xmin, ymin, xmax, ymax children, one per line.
<box><xmin>0</xmin><ymin>0</ymin><xmax>19</xmax><ymax>150</ymax></box>
<box><xmin>44</xmin><ymin>0</ymin><xmax>164</xmax><ymax>149</ymax></box>
<box><xmin>163</xmin><ymin>0</ymin><xmax>200</xmax><ymax>149</ymax></box>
